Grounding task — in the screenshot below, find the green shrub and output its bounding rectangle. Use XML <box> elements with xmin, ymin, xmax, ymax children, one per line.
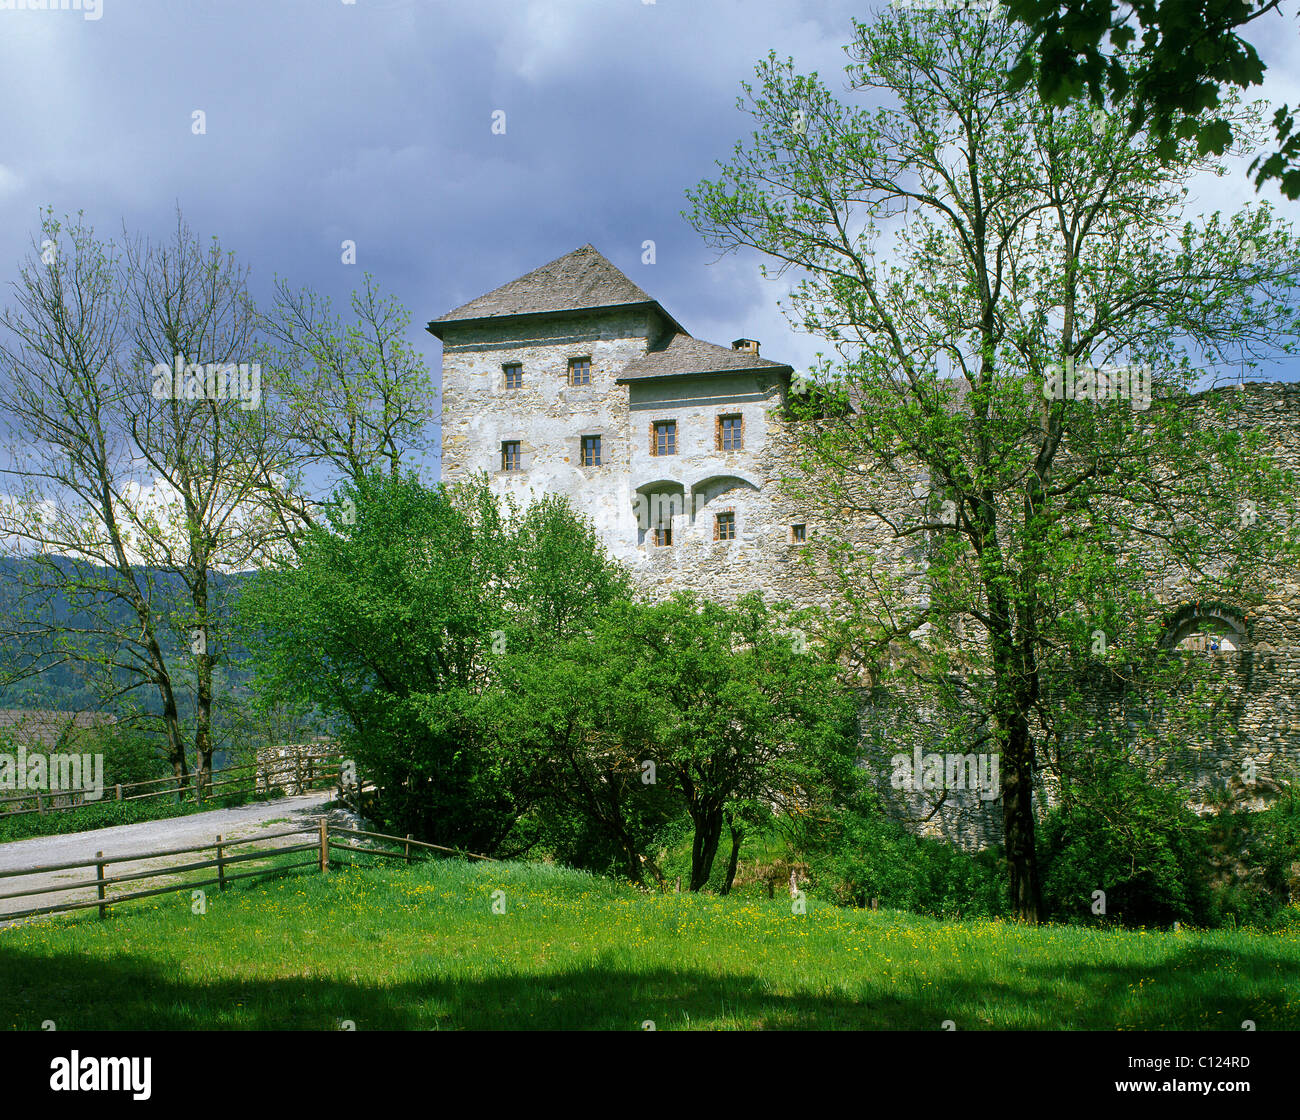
<box><xmin>804</xmin><ymin>792</ymin><xmax>1007</xmax><ymax>918</ymax></box>
<box><xmin>237</xmin><ymin>472</ymin><xmax>632</xmax><ymax>858</ymax></box>
<box><xmin>1204</xmin><ymin>788</ymin><xmax>1300</xmax><ymax>929</ymax></box>
<box><xmin>88</xmin><ymin>723</ymin><xmax>171</xmax><ymax>786</ymax></box>
<box><xmin>1039</xmin><ymin>768</ymin><xmax>1213</xmax><ymax>927</ymax></box>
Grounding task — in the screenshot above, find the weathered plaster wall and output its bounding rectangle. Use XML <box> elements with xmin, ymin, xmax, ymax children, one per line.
<box><xmin>439</xmin><ymin>309</ymin><xmax>654</xmax><ymax>560</ymax></box>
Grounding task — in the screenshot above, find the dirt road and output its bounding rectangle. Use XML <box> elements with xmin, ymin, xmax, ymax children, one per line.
<box><xmin>0</xmin><ymin>792</ymin><xmax>341</xmax><ymax>922</ymax></box>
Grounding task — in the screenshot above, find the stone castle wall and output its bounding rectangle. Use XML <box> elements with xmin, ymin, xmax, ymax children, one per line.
<box><xmin>439</xmin><ymin>308</ymin><xmax>652</xmax><ymax>557</ymax></box>
<box><xmin>857</xmin><ymin>384</ymin><xmax>1300</xmax><ymax>849</ymax></box>
<box><xmin>442</xmin><ymin>311</ymin><xmax>1300</xmax><ymax>851</ymax></box>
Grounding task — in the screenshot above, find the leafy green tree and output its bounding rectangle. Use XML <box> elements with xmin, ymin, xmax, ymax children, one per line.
<box><xmin>685</xmin><ymin>8</ymin><xmax>1300</xmax><ymax>919</ymax></box>
<box><xmin>236</xmin><ymin>471</ymin><xmax>628</xmax><ymax>854</ymax></box>
<box><xmin>1004</xmin><ymin>0</ymin><xmax>1300</xmax><ymax>197</ymax></box>
<box><xmin>488</xmin><ymin>633</ymin><xmax>681</xmax><ymax>885</ymax></box>
<box><xmin>579</xmin><ymin>593</ymin><xmax>859</xmax><ymax>892</ymax></box>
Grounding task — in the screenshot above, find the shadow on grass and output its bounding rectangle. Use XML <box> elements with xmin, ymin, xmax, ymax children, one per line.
<box><xmin>0</xmin><ymin>939</ymin><xmax>1293</xmax><ymax>1030</ymax></box>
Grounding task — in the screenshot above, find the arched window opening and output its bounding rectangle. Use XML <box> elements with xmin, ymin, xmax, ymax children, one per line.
<box><xmin>1162</xmin><ymin>604</ymin><xmax>1248</xmax><ymax>654</ymax></box>
<box><xmin>633</xmin><ymin>482</ymin><xmax>685</xmax><ymax>547</ymax></box>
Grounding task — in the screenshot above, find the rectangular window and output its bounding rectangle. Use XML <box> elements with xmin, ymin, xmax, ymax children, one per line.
<box><xmin>714</xmin><ymin>511</ymin><xmax>736</xmax><ymax>541</ymax></box>
<box><xmin>504</xmin><ymin>363</ymin><xmax>523</xmax><ymax>389</ymax></box>
<box><xmin>718</xmin><ymin>414</ymin><xmax>743</xmax><ymax>451</ymax></box>
<box><xmin>501</xmin><ymin>441</ymin><xmax>522</xmax><ymax>471</ymax></box>
<box><xmin>652</xmin><ymin>420</ymin><xmax>676</xmax><ymax>456</ymax></box>
<box><xmin>581</xmin><ymin>435</ymin><xmax>601</xmax><ymax>467</ymax></box>
<box><xmin>791</xmin><ymin>523</ymin><xmax>806</xmax><ymax>542</ymax></box>
<box><xmin>569</xmin><ymin>357</ymin><xmax>591</xmax><ymax>386</ymax></box>
<box><xmin>653</xmin><ymin>525</ymin><xmax>672</xmax><ymax>546</ymax></box>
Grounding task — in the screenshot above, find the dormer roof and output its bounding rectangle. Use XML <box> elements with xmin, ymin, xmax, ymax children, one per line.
<box><xmin>616</xmin><ymin>332</ymin><xmax>791</xmax><ymax>383</ymax></box>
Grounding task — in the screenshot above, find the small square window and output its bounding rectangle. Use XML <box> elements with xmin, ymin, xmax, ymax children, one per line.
<box><xmin>719</xmin><ymin>414</ymin><xmax>743</xmax><ymax>451</ymax></box>
<box><xmin>504</xmin><ymin>363</ymin><xmax>523</xmax><ymax>389</ymax></box>
<box><xmin>569</xmin><ymin>357</ymin><xmax>591</xmax><ymax>386</ymax></box>
<box><xmin>501</xmin><ymin>441</ymin><xmax>522</xmax><ymax>471</ymax></box>
<box><xmin>652</xmin><ymin>421</ymin><xmax>676</xmax><ymax>456</ymax></box>
<box><xmin>581</xmin><ymin>435</ymin><xmax>602</xmax><ymax>467</ymax></box>
<box><xmin>791</xmin><ymin>523</ymin><xmax>806</xmax><ymax>542</ymax></box>
<box><xmin>653</xmin><ymin>525</ymin><xmax>672</xmax><ymax>546</ymax></box>
<box><xmin>714</xmin><ymin>511</ymin><xmax>736</xmax><ymax>541</ymax></box>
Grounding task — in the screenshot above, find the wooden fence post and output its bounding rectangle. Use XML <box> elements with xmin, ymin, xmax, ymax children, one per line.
<box><xmin>115</xmin><ymin>783</ymin><xmax>122</xmax><ymax>802</ymax></box>
<box><xmin>319</xmin><ymin>819</ymin><xmax>329</xmax><ymax>873</ymax></box>
<box><xmin>95</xmin><ymin>851</ymin><xmax>107</xmax><ymax>919</ymax></box>
<box><xmin>216</xmin><ymin>835</ymin><xmax>226</xmax><ymax>891</ymax></box>
<box><xmin>405</xmin><ymin>834</ymin><xmax>412</xmax><ymax>864</ymax></box>
<box><xmin>294</xmin><ymin>752</ymin><xmax>303</xmax><ymax>795</ymax></box>
<box><xmin>35</xmin><ymin>790</ymin><xmax>44</xmax><ymax>815</ymax></box>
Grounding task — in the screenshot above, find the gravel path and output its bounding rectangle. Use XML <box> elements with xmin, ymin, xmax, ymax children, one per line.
<box><xmin>0</xmin><ymin>792</ymin><xmax>345</xmax><ymax>922</ymax></box>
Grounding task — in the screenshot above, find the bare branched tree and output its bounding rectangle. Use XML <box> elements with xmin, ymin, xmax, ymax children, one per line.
<box><xmin>0</xmin><ymin>208</ymin><xmax>288</xmax><ymax>791</ymax></box>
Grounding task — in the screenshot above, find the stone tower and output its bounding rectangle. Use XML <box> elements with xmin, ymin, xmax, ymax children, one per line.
<box><xmin>428</xmin><ymin>244</ymin><xmax>808</xmax><ymax>595</ymax></box>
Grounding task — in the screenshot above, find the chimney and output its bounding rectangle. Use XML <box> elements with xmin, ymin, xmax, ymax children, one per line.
<box><xmin>732</xmin><ymin>338</ymin><xmax>760</xmax><ymax>356</ymax></box>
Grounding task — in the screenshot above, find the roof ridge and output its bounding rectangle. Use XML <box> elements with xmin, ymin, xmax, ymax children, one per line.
<box><xmin>429</xmin><ymin>244</ymin><xmax>661</xmax><ymax>329</ymax></box>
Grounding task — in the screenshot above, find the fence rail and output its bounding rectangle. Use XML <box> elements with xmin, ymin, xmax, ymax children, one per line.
<box><xmin>0</xmin><ymin>753</ymin><xmax>344</xmax><ymax>820</ymax></box>
<box><xmin>0</xmin><ymin>820</ymin><xmax>493</xmax><ymax>924</ymax></box>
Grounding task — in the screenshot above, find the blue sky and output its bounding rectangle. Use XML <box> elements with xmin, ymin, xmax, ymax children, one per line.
<box><xmin>2</xmin><ymin>0</ymin><xmax>1299</xmax><ymax>479</ymax></box>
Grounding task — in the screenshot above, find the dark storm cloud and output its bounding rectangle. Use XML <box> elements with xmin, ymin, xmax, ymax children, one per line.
<box><xmin>0</xmin><ymin>0</ymin><xmax>1296</xmax><ymax>454</ymax></box>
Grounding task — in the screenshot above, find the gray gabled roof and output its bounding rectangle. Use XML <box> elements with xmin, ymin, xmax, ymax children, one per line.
<box><xmin>427</xmin><ymin>244</ymin><xmax>685</xmax><ymax>338</ymax></box>
<box><xmin>615</xmin><ymin>332</ymin><xmax>792</xmax><ymax>383</ymax></box>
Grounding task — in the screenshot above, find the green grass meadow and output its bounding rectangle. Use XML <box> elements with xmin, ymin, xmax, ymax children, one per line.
<box><xmin>3</xmin><ymin>855</ymin><xmax>1298</xmax><ymax>1030</ymax></box>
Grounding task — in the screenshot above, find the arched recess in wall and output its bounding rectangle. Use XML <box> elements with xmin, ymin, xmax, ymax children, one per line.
<box><xmin>688</xmin><ymin>474</ymin><xmax>761</xmax><ymax>524</ymax></box>
<box><xmin>1159</xmin><ymin>601</ymin><xmax>1250</xmax><ymax>653</ymax></box>
<box><xmin>633</xmin><ymin>480</ymin><xmax>686</xmax><ymax>545</ymax></box>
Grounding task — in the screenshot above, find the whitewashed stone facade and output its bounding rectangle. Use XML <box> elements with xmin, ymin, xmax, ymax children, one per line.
<box><xmin>430</xmin><ymin>245</ymin><xmax>807</xmax><ymax>591</ymax></box>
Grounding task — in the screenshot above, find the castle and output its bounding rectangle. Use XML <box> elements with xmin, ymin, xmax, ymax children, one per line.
<box><xmin>429</xmin><ymin>244</ymin><xmax>1300</xmax><ymax>849</ymax></box>
<box><xmin>428</xmin><ymin>244</ymin><xmax>815</xmax><ymax>605</ymax></box>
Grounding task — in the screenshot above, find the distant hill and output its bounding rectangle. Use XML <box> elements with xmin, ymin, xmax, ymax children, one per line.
<box><xmin>0</xmin><ymin>555</ymin><xmax>254</xmax><ymax>717</ymax></box>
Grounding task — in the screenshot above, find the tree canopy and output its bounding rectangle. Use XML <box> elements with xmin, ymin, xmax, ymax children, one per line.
<box><xmin>685</xmin><ymin>6</ymin><xmax>1300</xmax><ymax>919</ymax></box>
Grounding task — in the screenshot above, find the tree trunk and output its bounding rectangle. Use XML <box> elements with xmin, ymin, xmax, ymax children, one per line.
<box><xmin>194</xmin><ymin>644</ymin><xmax>213</xmax><ymax>799</ymax></box>
<box><xmin>1001</xmin><ymin>707</ymin><xmax>1041</xmax><ymax>921</ymax></box>
<box><xmin>190</xmin><ymin>534</ymin><xmax>214</xmax><ymax>801</ymax></box>
<box><xmin>720</xmin><ymin>811</ymin><xmax>744</xmax><ymax>896</ymax></box>
<box><xmin>982</xmin><ymin>517</ymin><xmax>1043</xmax><ymax>923</ymax></box>
<box><xmin>689</xmin><ymin>807</ymin><xmax>724</xmax><ymax>891</ymax></box>
<box><xmin>158</xmin><ymin>672</ymin><xmax>188</xmax><ymax>791</ymax></box>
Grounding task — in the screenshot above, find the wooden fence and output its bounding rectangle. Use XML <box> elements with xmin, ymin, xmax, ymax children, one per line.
<box><xmin>0</xmin><ymin>820</ymin><xmax>494</xmax><ymax>924</ymax></box>
<box><xmin>0</xmin><ymin>752</ymin><xmax>344</xmax><ymax>820</ymax></box>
